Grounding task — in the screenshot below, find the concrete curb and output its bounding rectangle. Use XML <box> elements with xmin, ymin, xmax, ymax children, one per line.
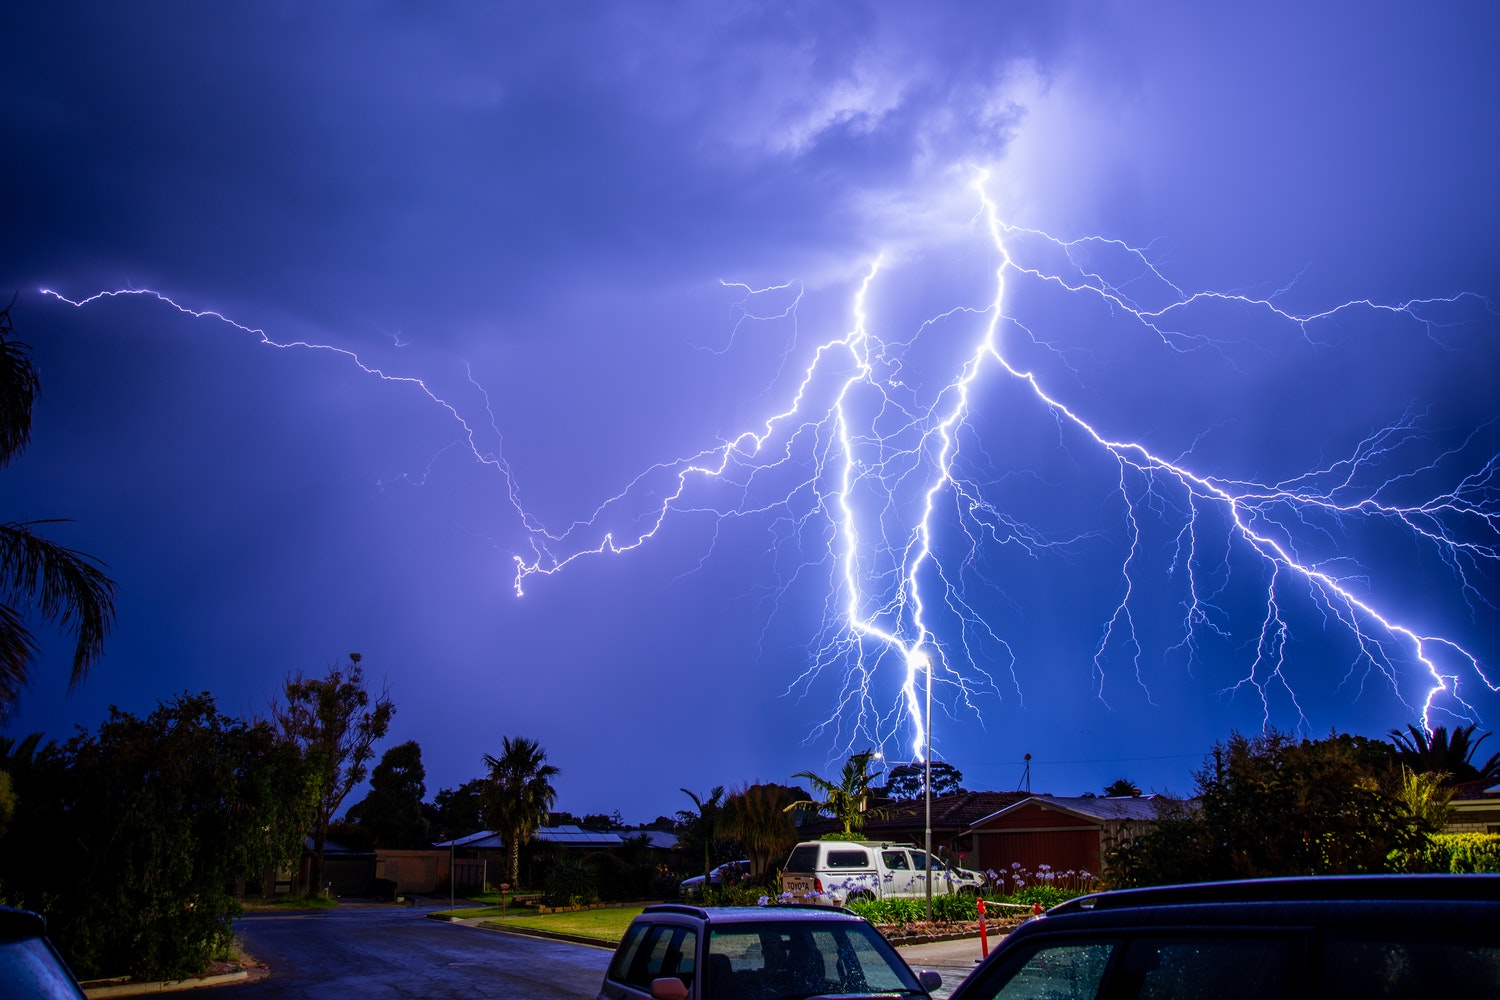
<box><xmin>472</xmin><ymin>920</ymin><xmax>617</xmax><ymax>950</ymax></box>
<box><xmin>81</xmin><ymin>970</ymin><xmax>251</xmax><ymax>998</ymax></box>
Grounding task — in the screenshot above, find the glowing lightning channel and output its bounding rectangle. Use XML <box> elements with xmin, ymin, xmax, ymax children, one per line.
<box><xmin>44</xmin><ymin>174</ymin><xmax>1500</xmax><ymax>763</ymax></box>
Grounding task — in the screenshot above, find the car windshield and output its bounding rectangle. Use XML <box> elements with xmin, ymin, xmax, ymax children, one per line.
<box><xmin>706</xmin><ymin>920</ymin><xmax>925</xmax><ymax>1000</ymax></box>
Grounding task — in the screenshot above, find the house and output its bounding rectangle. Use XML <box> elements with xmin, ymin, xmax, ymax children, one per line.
<box><xmin>966</xmin><ymin>794</ymin><xmax>1165</xmax><ymax>885</ymax></box>
<box><xmin>1444</xmin><ymin>780</ymin><xmax>1500</xmax><ymax>834</ymax></box>
<box><xmin>801</xmin><ymin>791</ymin><xmax>1032</xmax><ymax>864</ymax></box>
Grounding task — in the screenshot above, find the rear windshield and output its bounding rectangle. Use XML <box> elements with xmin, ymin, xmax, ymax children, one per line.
<box><xmin>784</xmin><ymin>845</ymin><xmax>820</xmax><ymax>873</ymax></box>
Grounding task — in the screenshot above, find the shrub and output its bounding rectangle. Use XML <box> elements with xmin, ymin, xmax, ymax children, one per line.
<box><xmin>543</xmin><ymin>855</ymin><xmax>600</xmax><ymax>906</ymax></box>
<box><xmin>1391</xmin><ymin>833</ymin><xmax>1500</xmax><ymax>874</ymax></box>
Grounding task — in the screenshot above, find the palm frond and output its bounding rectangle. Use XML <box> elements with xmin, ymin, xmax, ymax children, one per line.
<box><xmin>0</xmin><ymin>300</ymin><xmax>39</xmax><ymax>467</ymax></box>
<box><xmin>0</xmin><ymin>521</ymin><xmax>117</xmax><ymax>697</ymax></box>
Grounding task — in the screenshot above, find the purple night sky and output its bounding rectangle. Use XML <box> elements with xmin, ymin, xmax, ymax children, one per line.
<box><xmin>3</xmin><ymin>2</ymin><xmax>1498</xmax><ymax>821</ymax></box>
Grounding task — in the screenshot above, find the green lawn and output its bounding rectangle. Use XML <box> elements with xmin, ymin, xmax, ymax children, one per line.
<box><xmin>457</xmin><ymin>905</ymin><xmax>645</xmax><ymax>944</ymax></box>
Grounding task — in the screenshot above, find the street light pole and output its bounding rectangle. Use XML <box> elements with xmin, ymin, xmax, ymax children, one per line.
<box><xmin>913</xmin><ymin>649</ymin><xmax>933</xmax><ymax>924</ymax></box>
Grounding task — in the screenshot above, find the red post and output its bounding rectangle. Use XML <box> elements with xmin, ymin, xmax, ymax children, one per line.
<box><xmin>1031</xmin><ymin>901</ymin><xmax>1043</xmax><ymax>918</ymax></box>
<box><xmin>977</xmin><ymin>897</ymin><xmax>989</xmax><ymax>957</ymax></box>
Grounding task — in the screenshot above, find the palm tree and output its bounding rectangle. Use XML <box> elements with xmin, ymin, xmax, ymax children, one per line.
<box><xmin>676</xmin><ymin>786</ymin><xmax>725</xmax><ymax>881</ymax></box>
<box><xmin>785</xmin><ymin>751</ymin><xmax>878</xmax><ymax>835</ymax></box>
<box><xmin>1</xmin><ymin>301</ymin><xmax>116</xmax><ymax>712</ymax></box>
<box><xmin>481</xmin><ymin>736</ymin><xmax>560</xmax><ymax>888</ymax></box>
<box><xmin>1389</xmin><ymin>723</ymin><xmax>1500</xmax><ymax>784</ymax></box>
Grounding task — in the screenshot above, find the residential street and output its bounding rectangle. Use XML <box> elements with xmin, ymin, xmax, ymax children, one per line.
<box><xmin>231</xmin><ymin>901</ymin><xmax>982</xmax><ymax>999</ymax></box>
<box><xmin>232</xmin><ymin>903</ymin><xmax>613</xmax><ymax>999</ymax></box>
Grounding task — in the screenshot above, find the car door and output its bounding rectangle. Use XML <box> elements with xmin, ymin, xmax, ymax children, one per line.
<box><xmin>879</xmin><ymin>849</ymin><xmax>917</xmax><ymax>897</ymax></box>
<box><xmin>600</xmin><ymin>921</ymin><xmax>700</xmax><ymax>1000</ymax></box>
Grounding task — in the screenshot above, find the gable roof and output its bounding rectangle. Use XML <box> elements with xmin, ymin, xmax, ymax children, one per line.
<box><xmin>835</xmin><ymin>790</ymin><xmax>1033</xmax><ymax>837</ymax></box>
<box><xmin>969</xmin><ymin>794</ymin><xmax>1167</xmax><ymax>829</ymax></box>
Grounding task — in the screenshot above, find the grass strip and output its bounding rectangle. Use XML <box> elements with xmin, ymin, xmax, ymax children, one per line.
<box><xmin>475</xmin><ymin>905</ymin><xmax>645</xmax><ymax>944</ymax></box>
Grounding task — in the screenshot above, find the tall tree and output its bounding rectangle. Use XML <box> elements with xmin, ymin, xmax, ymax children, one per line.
<box><xmin>273</xmin><ymin>653</ymin><xmax>395</xmax><ymax>894</ymax></box>
<box><xmin>786</xmin><ymin>751</ymin><xmax>878</xmax><ymax>834</ymax></box>
<box><xmin>676</xmin><ymin>786</ymin><xmax>726</xmax><ymax>881</ymax></box>
<box><xmin>723</xmin><ymin>782</ymin><xmax>803</xmax><ymax>880</ymax></box>
<box><xmin>1390</xmin><ymin>723</ymin><xmax>1500</xmax><ymax>783</ymax></box>
<box><xmin>0</xmin><ymin>300</ymin><xmax>116</xmax><ymax>712</ymax></box>
<box><xmin>883</xmin><ymin>760</ymin><xmax>965</xmax><ymax>800</ymax></box>
<box><xmin>432</xmin><ymin>778</ymin><xmax>488</xmax><ymax>841</ymax></box>
<box><xmin>481</xmin><ymin>736</ymin><xmax>559</xmax><ymax>888</ymax></box>
<box><xmin>1103</xmin><ymin>778</ymin><xmax>1143</xmax><ymax>797</ymax></box>
<box><xmin>346</xmin><ymin>739</ymin><xmax>430</xmax><ymax>848</ymax></box>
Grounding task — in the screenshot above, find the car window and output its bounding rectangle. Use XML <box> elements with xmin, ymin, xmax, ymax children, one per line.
<box><xmin>1322</xmin><ymin>935</ymin><xmax>1500</xmax><ymax>997</ymax></box>
<box><xmin>784</xmin><ymin>845</ymin><xmax>820</xmax><ymax>873</ymax></box>
<box><xmin>708</xmin><ymin>921</ymin><xmax>921</xmax><ymax>999</ymax></box>
<box><xmin>881</xmin><ymin>850</ymin><xmax>911</xmax><ymax>871</ymax></box>
<box><xmin>826</xmin><ymin>849</ymin><xmax>871</xmax><ymax>869</ymax></box>
<box><xmin>614</xmin><ymin>923</ymin><xmax>698</xmax><ymax>991</ymax></box>
<box><xmin>1113</xmin><ymin>935</ymin><xmax>1292</xmax><ymax>1000</ymax></box>
<box><xmin>910</xmin><ymin>850</ymin><xmax>929</xmax><ymax>871</ymax></box>
<box><xmin>973</xmin><ymin>939</ymin><xmax>1116</xmax><ymax>999</ymax></box>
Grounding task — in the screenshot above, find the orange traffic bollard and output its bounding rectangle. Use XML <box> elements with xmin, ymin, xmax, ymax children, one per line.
<box><xmin>977</xmin><ymin>897</ymin><xmax>989</xmax><ymax>957</ymax></box>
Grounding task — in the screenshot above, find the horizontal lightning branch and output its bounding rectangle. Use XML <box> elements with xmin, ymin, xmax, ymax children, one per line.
<box><xmin>44</xmin><ymin>174</ymin><xmax>1499</xmax><ymax>761</ymax></box>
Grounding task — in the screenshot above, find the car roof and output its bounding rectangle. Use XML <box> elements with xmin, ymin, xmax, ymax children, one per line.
<box><xmin>640</xmin><ymin>903</ymin><xmax>869</xmax><ymax>926</ymax></box>
<box><xmin>1051</xmin><ymin>874</ymin><xmax>1500</xmax><ymax>916</ymax></box>
<box><xmin>0</xmin><ymin>905</ymin><xmax>47</xmax><ymax>939</ymax></box>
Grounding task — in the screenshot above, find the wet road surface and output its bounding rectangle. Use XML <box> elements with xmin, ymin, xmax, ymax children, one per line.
<box><xmin>233</xmin><ymin>903</ymin><xmax>612</xmax><ymax>999</ymax></box>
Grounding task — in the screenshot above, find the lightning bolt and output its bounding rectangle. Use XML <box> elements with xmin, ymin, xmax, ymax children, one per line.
<box><xmin>44</xmin><ymin>172</ymin><xmax>1499</xmax><ymax>762</ymax></box>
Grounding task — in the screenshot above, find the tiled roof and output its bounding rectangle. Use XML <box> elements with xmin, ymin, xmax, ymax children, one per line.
<box><xmin>969</xmin><ymin>794</ymin><xmax>1168</xmax><ymax>828</ymax></box>
<box><xmin>812</xmin><ymin>790</ymin><xmax>1034</xmax><ymax>836</ymax></box>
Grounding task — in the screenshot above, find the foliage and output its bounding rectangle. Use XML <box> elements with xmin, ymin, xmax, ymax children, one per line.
<box><xmin>1390</xmin><ymin>833</ymin><xmax>1500</xmax><ymax>874</ymax></box>
<box><xmin>273</xmin><ymin>653</ymin><xmax>395</xmax><ymax>892</ymax></box>
<box><xmin>481</xmin><ymin>735</ymin><xmax>560</xmax><ymax>888</ymax></box>
<box><xmin>1389</xmin><ymin>723</ymin><xmax>1500</xmax><ymax>783</ymax></box>
<box><xmin>0</xmin><ymin>693</ymin><xmax>315</xmax><ymax>980</ymax></box>
<box><xmin>676</xmin><ymin>785</ymin><xmax>727</xmax><ymax>880</ymax></box>
<box><xmin>594</xmin><ymin>832</ymin><xmax>660</xmax><ymax>901</ymax></box>
<box><xmin>543</xmin><ymin>854</ymin><xmax>600</xmax><ymax>907</ymax></box>
<box><xmin>433</xmin><ymin>778</ymin><xmax>488</xmax><ymax>840</ymax></box>
<box><xmin>883</xmin><ymin>761</ymin><xmax>964</xmax><ymax>800</ymax></box>
<box><xmin>0</xmin><ymin>769</ymin><xmax>13</xmax><ymax>840</ymax></box>
<box><xmin>842</xmin><ymin>883</ymin><xmax>1082</xmax><ymax>926</ymax></box>
<box><xmin>346</xmin><ymin>739</ymin><xmax>430</xmax><ymax>848</ymax></box>
<box><xmin>722</xmin><ymin>783</ymin><xmax>803</xmax><ymax>880</ymax></box>
<box><xmin>1394</xmin><ymin>766</ymin><xmax>1454</xmax><ymax>833</ymax></box>
<box><xmin>1102</xmin><ymin>778</ymin><xmax>1142</xmax><ymax>797</ymax></box>
<box><xmin>1104</xmin><ymin>729</ymin><xmax>1425</xmax><ymax>888</ymax></box>
<box><xmin>786</xmin><ymin>751</ymin><xmax>878</xmax><ymax>834</ymax></box>
<box><xmin>0</xmin><ymin>300</ymin><xmax>117</xmax><ymax>713</ymax></box>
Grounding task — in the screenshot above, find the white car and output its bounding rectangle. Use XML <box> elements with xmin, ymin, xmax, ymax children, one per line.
<box><xmin>780</xmin><ymin>840</ymin><xmax>985</xmax><ymax>903</ymax></box>
<box><xmin>678</xmin><ymin>859</ymin><xmax>752</xmax><ymax>899</ymax></box>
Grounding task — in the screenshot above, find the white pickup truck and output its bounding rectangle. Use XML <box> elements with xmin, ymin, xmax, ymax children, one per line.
<box><xmin>779</xmin><ymin>840</ymin><xmax>986</xmax><ymax>902</ymax></box>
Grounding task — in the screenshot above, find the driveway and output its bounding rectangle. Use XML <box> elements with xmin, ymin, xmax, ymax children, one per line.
<box><xmin>233</xmin><ymin>902</ymin><xmax>612</xmax><ymax>999</ymax></box>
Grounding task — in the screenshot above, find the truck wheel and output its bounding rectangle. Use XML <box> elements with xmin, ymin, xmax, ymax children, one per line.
<box><xmin>958</xmin><ymin>885</ymin><xmax>978</xmax><ymax>898</ymax></box>
<box><xmin>847</xmin><ymin>890</ymin><xmax>875</xmax><ymax>903</ymax></box>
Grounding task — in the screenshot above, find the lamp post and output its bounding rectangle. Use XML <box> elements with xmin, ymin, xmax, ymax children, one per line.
<box><xmin>909</xmin><ymin>648</ymin><xmax>934</xmax><ymax>923</ymax></box>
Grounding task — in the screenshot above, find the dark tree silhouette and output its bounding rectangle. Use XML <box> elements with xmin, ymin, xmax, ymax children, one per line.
<box><xmin>0</xmin><ymin>299</ymin><xmax>116</xmax><ymax>712</ymax></box>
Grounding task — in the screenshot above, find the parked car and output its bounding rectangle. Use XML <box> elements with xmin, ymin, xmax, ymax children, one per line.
<box><xmin>947</xmin><ymin>874</ymin><xmax>1500</xmax><ymax>1000</ymax></box>
<box><xmin>679</xmin><ymin>860</ymin><xmax>753</xmax><ymax>899</ymax></box>
<box><xmin>598</xmin><ymin>902</ymin><xmax>943</xmax><ymax>1000</ymax></box>
<box><xmin>0</xmin><ymin>905</ymin><xmax>87</xmax><ymax>999</ymax></box>
<box><xmin>780</xmin><ymin>840</ymin><xmax>985</xmax><ymax>902</ymax></box>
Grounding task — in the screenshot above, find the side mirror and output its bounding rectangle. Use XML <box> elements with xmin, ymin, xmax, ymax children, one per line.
<box><xmin>918</xmin><ymin>969</ymin><xmax>943</xmax><ymax>993</ymax></box>
<box><xmin>650</xmin><ymin>976</ymin><xmax>690</xmax><ymax>1000</ymax></box>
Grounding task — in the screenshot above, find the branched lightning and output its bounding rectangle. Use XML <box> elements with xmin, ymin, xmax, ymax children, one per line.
<box><xmin>44</xmin><ymin>174</ymin><xmax>1500</xmax><ymax>762</ymax></box>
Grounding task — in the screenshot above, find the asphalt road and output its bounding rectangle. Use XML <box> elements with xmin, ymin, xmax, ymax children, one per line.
<box><xmin>231</xmin><ymin>901</ymin><xmax>986</xmax><ymax>1000</ymax></box>
<box><xmin>232</xmin><ymin>903</ymin><xmax>613</xmax><ymax>999</ymax></box>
